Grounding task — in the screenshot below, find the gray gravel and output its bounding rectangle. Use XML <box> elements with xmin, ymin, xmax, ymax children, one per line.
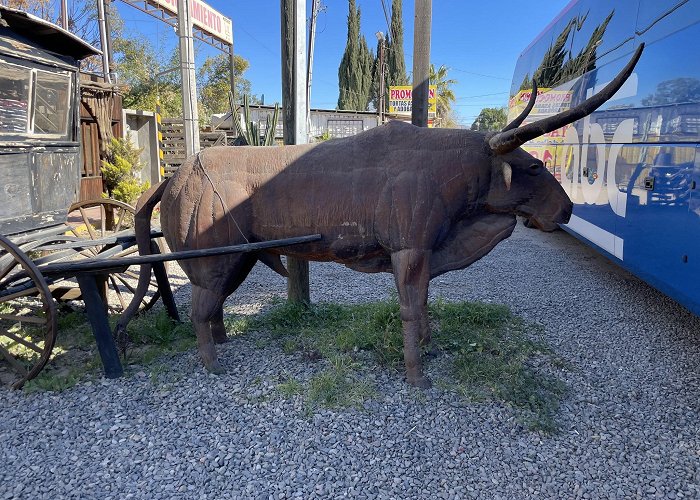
<box><xmin>1</xmin><ymin>223</ymin><xmax>699</xmax><ymax>499</ymax></box>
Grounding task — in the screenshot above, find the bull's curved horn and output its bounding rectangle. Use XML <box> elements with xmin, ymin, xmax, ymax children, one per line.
<box><xmin>501</xmin><ymin>80</ymin><xmax>538</xmax><ymax>133</ymax></box>
<box><xmin>489</xmin><ymin>43</ymin><xmax>644</xmax><ymax>155</ymax></box>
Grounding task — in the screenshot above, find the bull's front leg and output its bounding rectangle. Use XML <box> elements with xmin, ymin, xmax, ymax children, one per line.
<box><xmin>391</xmin><ymin>248</ymin><xmax>432</xmax><ymax>388</ymax></box>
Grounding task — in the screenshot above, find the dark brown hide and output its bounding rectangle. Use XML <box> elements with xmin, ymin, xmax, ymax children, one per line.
<box><xmin>123</xmin><ymin>45</ymin><xmax>641</xmax><ymax>387</ymax></box>
<box><xmin>129</xmin><ymin>122</ymin><xmax>568</xmax><ymax>386</ymax></box>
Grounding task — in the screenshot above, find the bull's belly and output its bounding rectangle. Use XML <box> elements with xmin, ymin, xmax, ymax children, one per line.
<box><xmin>264</xmin><ymin>228</ymin><xmax>386</xmax><ymax>265</ymax></box>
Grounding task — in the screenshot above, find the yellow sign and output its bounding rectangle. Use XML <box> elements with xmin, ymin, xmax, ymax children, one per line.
<box><xmin>389</xmin><ymin>85</ymin><xmax>437</xmax><ymax>116</ymax></box>
<box><xmin>507</xmin><ymin>88</ymin><xmax>573</xmax><ymax>179</ymax></box>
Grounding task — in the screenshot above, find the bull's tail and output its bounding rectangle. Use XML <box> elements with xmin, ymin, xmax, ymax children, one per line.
<box><xmin>114</xmin><ymin>179</ymin><xmax>171</xmax><ymax>346</ymax></box>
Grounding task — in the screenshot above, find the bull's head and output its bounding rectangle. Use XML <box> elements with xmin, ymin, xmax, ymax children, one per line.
<box><xmin>485</xmin><ymin>43</ymin><xmax>644</xmax><ymax>231</ymax></box>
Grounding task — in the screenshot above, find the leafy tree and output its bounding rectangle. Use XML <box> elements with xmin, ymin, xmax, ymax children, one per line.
<box><xmin>199</xmin><ymin>53</ymin><xmax>256</xmax><ymax>117</ymax></box>
<box><xmin>337</xmin><ymin>0</ymin><xmax>373</xmax><ymax>110</ymax></box>
<box><xmin>430</xmin><ymin>64</ymin><xmax>457</xmax><ymax>127</ymax></box>
<box><xmin>112</xmin><ymin>36</ymin><xmax>182</xmax><ymax>117</ymax></box>
<box><xmin>641</xmin><ymin>78</ymin><xmax>700</xmax><ymax>106</ymax></box>
<box><xmin>471</xmin><ymin>108</ymin><xmax>507</xmax><ymax>132</ymax></box>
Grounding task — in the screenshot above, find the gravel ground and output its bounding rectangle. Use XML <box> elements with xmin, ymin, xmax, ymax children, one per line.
<box><xmin>1</xmin><ymin>224</ymin><xmax>698</xmax><ymax>499</ymax></box>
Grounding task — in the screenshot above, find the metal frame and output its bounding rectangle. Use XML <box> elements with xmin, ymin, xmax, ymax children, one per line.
<box><xmin>118</xmin><ymin>0</ymin><xmax>233</xmax><ymax>55</ymax></box>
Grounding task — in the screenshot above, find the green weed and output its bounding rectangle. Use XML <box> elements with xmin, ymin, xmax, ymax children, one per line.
<box><xmin>249</xmin><ymin>299</ymin><xmax>567</xmax><ymax>431</ymax></box>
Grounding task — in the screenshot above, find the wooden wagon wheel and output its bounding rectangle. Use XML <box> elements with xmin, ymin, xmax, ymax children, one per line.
<box><xmin>0</xmin><ymin>235</ymin><xmax>58</xmax><ymax>389</ymax></box>
<box><xmin>64</xmin><ymin>199</ymin><xmax>161</xmax><ymax>313</ymax></box>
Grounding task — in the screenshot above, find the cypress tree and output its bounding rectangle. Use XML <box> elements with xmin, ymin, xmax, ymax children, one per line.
<box><xmin>338</xmin><ymin>0</ymin><xmax>360</xmax><ymax>109</ymax></box>
<box><xmin>387</xmin><ymin>0</ymin><xmax>408</xmax><ymax>88</ymax></box>
<box><xmin>338</xmin><ymin>1</ymin><xmax>375</xmax><ymax>111</ymax></box>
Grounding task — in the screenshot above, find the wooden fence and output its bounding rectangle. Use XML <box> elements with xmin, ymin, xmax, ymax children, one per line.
<box><xmin>160</xmin><ymin>118</ymin><xmax>237</xmax><ymax>177</ymax></box>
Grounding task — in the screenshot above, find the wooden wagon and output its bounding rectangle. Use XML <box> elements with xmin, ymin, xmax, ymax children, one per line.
<box><xmin>0</xmin><ymin>7</ymin><xmax>318</xmax><ymax>389</ymax></box>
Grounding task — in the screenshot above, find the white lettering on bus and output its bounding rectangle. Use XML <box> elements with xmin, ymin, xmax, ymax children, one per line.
<box><xmin>558</xmin><ymin>73</ymin><xmax>638</xmax><ymax>218</ymax></box>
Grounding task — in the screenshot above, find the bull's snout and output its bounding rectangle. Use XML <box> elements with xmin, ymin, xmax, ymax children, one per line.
<box><xmin>525</xmin><ymin>199</ymin><xmax>573</xmax><ymax>232</ymax></box>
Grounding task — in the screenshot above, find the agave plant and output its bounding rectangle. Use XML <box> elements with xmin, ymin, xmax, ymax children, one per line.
<box><xmin>228</xmin><ymin>92</ymin><xmax>280</xmax><ymax>146</ymax></box>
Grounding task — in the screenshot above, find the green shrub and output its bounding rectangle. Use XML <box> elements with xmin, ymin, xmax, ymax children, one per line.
<box><xmin>102</xmin><ymin>136</ymin><xmax>150</xmax><ymax>204</ymax></box>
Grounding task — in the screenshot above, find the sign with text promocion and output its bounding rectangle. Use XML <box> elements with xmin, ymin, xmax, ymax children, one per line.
<box><xmin>149</xmin><ymin>0</ymin><xmax>233</xmax><ymax>44</ymax></box>
<box><xmin>389</xmin><ymin>85</ymin><xmax>437</xmax><ymax>115</ymax></box>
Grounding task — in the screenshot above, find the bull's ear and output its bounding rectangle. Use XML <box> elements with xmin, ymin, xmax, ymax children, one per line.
<box><xmin>502</xmin><ymin>162</ymin><xmax>512</xmax><ymax>191</ymax></box>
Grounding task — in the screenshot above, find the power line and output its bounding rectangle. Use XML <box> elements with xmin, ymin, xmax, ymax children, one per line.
<box><xmin>451</xmin><ymin>68</ymin><xmax>511</xmax><ymax>80</ymax></box>
<box><xmin>238</xmin><ymin>25</ymin><xmax>279</xmax><ymax>58</ymax></box>
<box><xmin>454</xmin><ymin>91</ymin><xmax>508</xmax><ymax>100</ymax></box>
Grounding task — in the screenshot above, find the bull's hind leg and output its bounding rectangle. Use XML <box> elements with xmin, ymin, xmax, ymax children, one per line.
<box><xmin>211</xmin><ymin>306</ymin><xmax>228</xmax><ymax>344</ymax></box>
<box><xmin>210</xmin><ymin>256</ymin><xmax>257</xmax><ymax>345</ymax></box>
<box><xmin>391</xmin><ymin>248</ymin><xmax>432</xmax><ymax>388</ymax></box>
<box><xmin>192</xmin><ymin>285</ymin><xmax>226</xmax><ymax>374</ymax></box>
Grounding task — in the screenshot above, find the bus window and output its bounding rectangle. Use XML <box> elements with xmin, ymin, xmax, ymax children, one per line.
<box><xmin>637</xmin><ymin>0</ymin><xmax>700</xmax><ymax>44</ymax></box>
<box><xmin>33</xmin><ymin>70</ymin><xmax>71</xmax><ymax>138</ymax></box>
<box><xmin>0</xmin><ymin>62</ymin><xmax>31</xmax><ymax>135</ymax></box>
<box><xmin>633</xmin><ymin>21</ymin><xmax>700</xmax><ymax>143</ymax></box>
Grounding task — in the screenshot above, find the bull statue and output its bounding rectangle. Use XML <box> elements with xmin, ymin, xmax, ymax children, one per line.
<box><xmin>123</xmin><ymin>45</ymin><xmax>643</xmax><ymax>388</ymax></box>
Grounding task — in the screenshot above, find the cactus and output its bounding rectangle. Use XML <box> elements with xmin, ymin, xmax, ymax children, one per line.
<box><xmin>229</xmin><ymin>92</ymin><xmax>280</xmax><ymax>146</ymax></box>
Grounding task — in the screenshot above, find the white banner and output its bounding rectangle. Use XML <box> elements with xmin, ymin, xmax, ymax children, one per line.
<box><xmin>148</xmin><ymin>0</ymin><xmax>233</xmax><ymax>45</ymax></box>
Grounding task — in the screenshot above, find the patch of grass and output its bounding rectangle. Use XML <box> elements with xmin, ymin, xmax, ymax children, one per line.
<box><xmin>246</xmin><ymin>299</ymin><xmax>404</xmax><ymax>366</ymax></box>
<box><xmin>3</xmin><ymin>307</ymin><xmax>197</xmax><ymax>392</ymax></box>
<box><xmin>277</xmin><ymin>377</ymin><xmax>303</xmax><ymax>397</ymax></box>
<box><xmin>307</xmin><ymin>365</ymin><xmax>376</xmax><ymax>410</ymax></box>
<box><xmin>23</xmin><ymin>356</ymin><xmax>102</xmax><ymax>393</ymax></box>
<box><xmin>121</xmin><ymin>310</ymin><xmax>196</xmax><ymax>366</ymax></box>
<box><xmin>248</xmin><ymin>298</ymin><xmax>567</xmax><ymax>431</ymax></box>
<box><xmin>432</xmin><ymin>300</ymin><xmax>566</xmax><ymax>432</ymax></box>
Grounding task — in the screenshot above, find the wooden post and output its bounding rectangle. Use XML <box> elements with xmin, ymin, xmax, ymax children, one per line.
<box><xmin>281</xmin><ymin>0</ymin><xmax>310</xmax><ymax>305</ymax></box>
<box><xmin>411</xmin><ymin>0</ymin><xmax>432</xmax><ymax>127</ymax></box>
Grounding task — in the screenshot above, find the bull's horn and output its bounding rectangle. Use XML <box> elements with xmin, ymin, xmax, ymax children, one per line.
<box><xmin>503</xmin><ymin>162</ymin><xmax>512</xmax><ymax>190</ymax></box>
<box><xmin>489</xmin><ymin>43</ymin><xmax>644</xmax><ymax>155</ymax></box>
<box><xmin>501</xmin><ymin>80</ymin><xmax>538</xmax><ymax>133</ymax></box>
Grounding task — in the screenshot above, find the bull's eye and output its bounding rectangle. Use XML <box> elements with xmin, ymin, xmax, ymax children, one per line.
<box><xmin>528</xmin><ymin>162</ymin><xmax>543</xmax><ymax>175</ymax></box>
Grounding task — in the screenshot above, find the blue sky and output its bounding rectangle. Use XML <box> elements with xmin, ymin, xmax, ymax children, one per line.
<box><xmin>115</xmin><ymin>0</ymin><xmax>572</xmax><ymax>126</ymax></box>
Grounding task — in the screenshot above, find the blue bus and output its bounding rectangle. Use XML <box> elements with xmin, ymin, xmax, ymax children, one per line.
<box><xmin>509</xmin><ymin>0</ymin><xmax>700</xmax><ymax>316</ymax></box>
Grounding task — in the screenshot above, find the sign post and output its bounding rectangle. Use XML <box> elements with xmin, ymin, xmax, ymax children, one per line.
<box><xmin>177</xmin><ymin>0</ymin><xmax>199</xmax><ymax>157</ymax></box>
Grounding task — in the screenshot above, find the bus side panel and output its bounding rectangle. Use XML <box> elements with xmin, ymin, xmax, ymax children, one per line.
<box><xmin>614</xmin><ymin>144</ymin><xmax>700</xmax><ymax>315</ymax></box>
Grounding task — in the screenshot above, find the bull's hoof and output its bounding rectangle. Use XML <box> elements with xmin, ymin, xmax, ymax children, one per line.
<box><xmin>204</xmin><ymin>359</ymin><xmax>225</xmax><ymax>375</ymax></box>
<box><xmin>213</xmin><ymin>334</ymin><xmax>229</xmax><ymax>345</ymax></box>
<box><xmin>422</xmin><ymin>346</ymin><xmax>439</xmax><ymax>359</ymax></box>
<box><xmin>407</xmin><ymin>374</ymin><xmax>432</xmax><ymax>389</ymax></box>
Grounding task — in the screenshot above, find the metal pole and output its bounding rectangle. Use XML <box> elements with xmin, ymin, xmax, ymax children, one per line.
<box><xmin>307</xmin><ymin>0</ymin><xmax>321</xmax><ymax>131</ymax></box>
<box><xmin>376</xmin><ymin>32</ymin><xmax>385</xmax><ymax>123</ymax></box>
<box><xmin>96</xmin><ymin>0</ymin><xmax>111</xmax><ymax>83</ymax></box>
<box><xmin>411</xmin><ymin>0</ymin><xmax>432</xmax><ymax>127</ymax></box>
<box><xmin>294</xmin><ymin>0</ymin><xmax>307</xmax><ymax>144</ymax></box>
<box><xmin>177</xmin><ymin>0</ymin><xmax>200</xmax><ymax>156</ymax></box>
<box><xmin>104</xmin><ymin>0</ymin><xmax>116</xmax><ymax>82</ymax></box>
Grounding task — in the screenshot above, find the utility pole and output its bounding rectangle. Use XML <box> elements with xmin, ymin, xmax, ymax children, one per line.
<box><xmin>376</xmin><ymin>31</ymin><xmax>386</xmax><ymax>123</ymax></box>
<box><xmin>177</xmin><ymin>0</ymin><xmax>200</xmax><ymax>156</ymax></box>
<box><xmin>281</xmin><ymin>0</ymin><xmax>310</xmax><ymax>305</ymax></box>
<box><xmin>411</xmin><ymin>0</ymin><xmax>432</xmax><ymax>127</ymax></box>
<box><xmin>59</xmin><ymin>0</ymin><xmax>67</xmax><ymax>29</ymax></box>
<box><xmin>96</xmin><ymin>0</ymin><xmax>111</xmax><ymax>83</ymax></box>
<box><xmin>307</xmin><ymin>0</ymin><xmax>321</xmax><ymax>131</ymax></box>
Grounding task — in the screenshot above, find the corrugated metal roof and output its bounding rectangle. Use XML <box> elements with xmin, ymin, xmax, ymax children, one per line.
<box><xmin>0</xmin><ymin>5</ymin><xmax>100</xmax><ymax>60</ymax></box>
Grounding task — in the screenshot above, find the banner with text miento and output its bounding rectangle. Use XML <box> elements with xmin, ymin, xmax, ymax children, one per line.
<box><xmin>148</xmin><ymin>0</ymin><xmax>233</xmax><ymax>45</ymax></box>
